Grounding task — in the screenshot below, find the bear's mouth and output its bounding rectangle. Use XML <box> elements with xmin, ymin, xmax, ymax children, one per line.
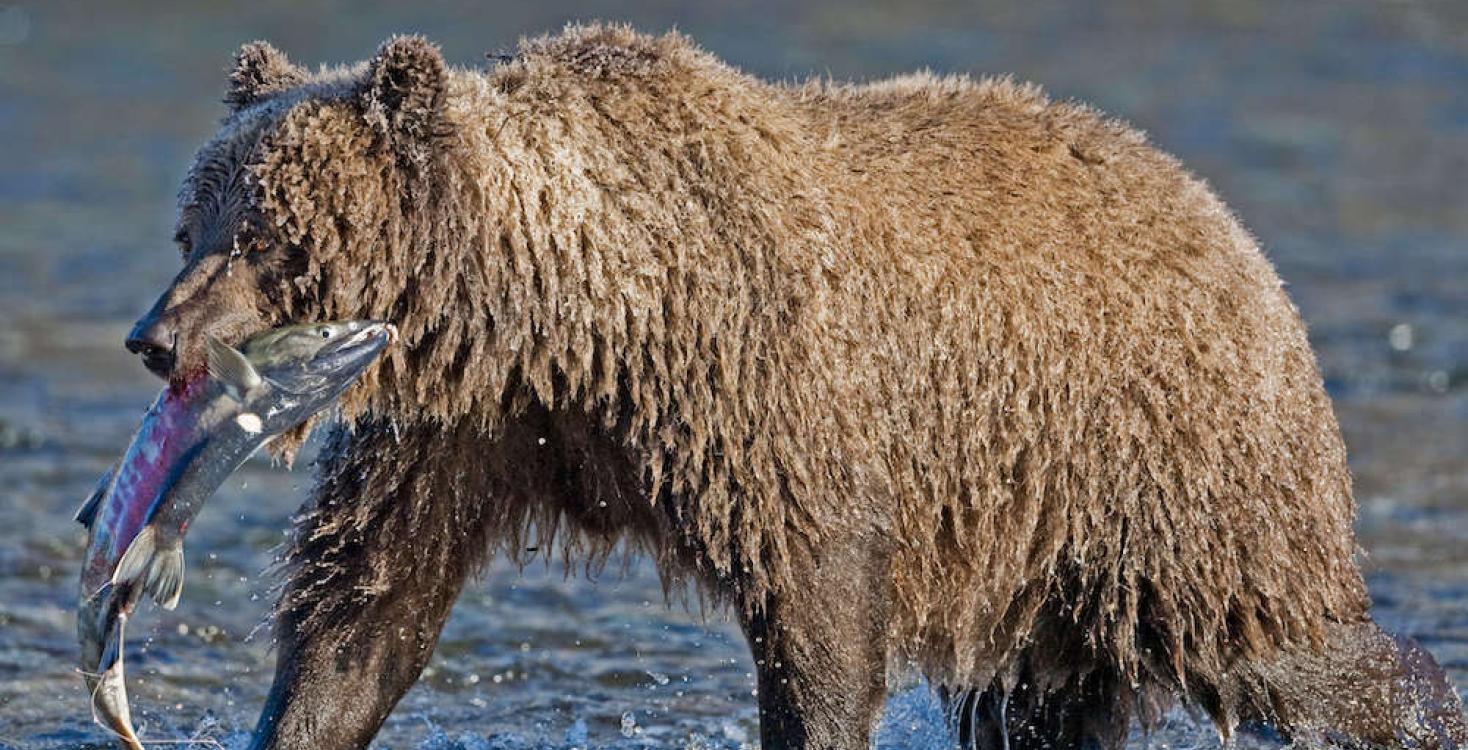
<box><xmin>126</xmin><ymin>333</ymin><xmax>177</xmax><ymax>379</ymax></box>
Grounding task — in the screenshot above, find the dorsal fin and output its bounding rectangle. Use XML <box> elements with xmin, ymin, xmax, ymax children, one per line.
<box><xmin>206</xmin><ymin>335</ymin><xmax>264</xmax><ymax>402</ymax></box>
<box><xmin>74</xmin><ymin>465</ymin><xmax>115</xmax><ymax>528</ymax></box>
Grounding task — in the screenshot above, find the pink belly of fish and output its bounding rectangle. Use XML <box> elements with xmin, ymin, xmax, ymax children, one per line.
<box><xmin>81</xmin><ymin>374</ymin><xmax>209</xmax><ymax>596</ymax></box>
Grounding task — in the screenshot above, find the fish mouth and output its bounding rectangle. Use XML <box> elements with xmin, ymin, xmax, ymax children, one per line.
<box><xmin>327</xmin><ymin>321</ymin><xmax>394</xmax><ymax>363</ymax></box>
<box><xmin>318</xmin><ymin>320</ymin><xmax>394</xmax><ymax>355</ymax></box>
<box><xmin>348</xmin><ymin>321</ymin><xmax>396</xmax><ymax>348</ymax></box>
<box><xmin>306</xmin><ymin>321</ymin><xmax>395</xmax><ymax>389</ymax></box>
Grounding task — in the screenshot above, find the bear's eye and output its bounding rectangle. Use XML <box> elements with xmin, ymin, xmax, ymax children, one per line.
<box><xmin>173</xmin><ymin>229</ymin><xmax>192</xmax><ymax>258</ymax></box>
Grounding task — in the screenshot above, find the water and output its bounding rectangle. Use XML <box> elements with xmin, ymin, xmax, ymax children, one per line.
<box><xmin>1</xmin><ymin>1</ymin><xmax>1464</xmax><ymax>747</ymax></box>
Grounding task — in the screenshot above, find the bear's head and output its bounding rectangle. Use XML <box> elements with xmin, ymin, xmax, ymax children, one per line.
<box><xmin>125</xmin><ymin>37</ymin><xmax>451</xmax><ymax>395</ymax></box>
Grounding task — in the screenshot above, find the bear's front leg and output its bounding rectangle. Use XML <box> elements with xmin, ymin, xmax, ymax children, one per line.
<box><xmin>738</xmin><ymin>526</ymin><xmax>893</xmax><ymax>750</ymax></box>
<box><xmin>248</xmin><ymin>419</ymin><xmax>494</xmax><ymax>750</ymax></box>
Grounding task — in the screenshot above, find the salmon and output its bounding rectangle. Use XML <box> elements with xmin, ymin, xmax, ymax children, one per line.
<box><xmin>76</xmin><ymin>321</ymin><xmax>394</xmax><ymax>747</ymax></box>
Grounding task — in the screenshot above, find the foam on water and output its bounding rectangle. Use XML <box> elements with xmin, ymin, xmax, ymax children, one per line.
<box><xmin>50</xmin><ymin>683</ymin><xmax>1295</xmax><ymax>750</ymax></box>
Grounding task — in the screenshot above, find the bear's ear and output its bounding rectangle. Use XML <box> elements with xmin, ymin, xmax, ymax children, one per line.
<box><xmin>360</xmin><ymin>35</ymin><xmax>447</xmax><ymax>163</ymax></box>
<box><xmin>225</xmin><ymin>41</ymin><xmax>306</xmax><ymax>111</ymax></box>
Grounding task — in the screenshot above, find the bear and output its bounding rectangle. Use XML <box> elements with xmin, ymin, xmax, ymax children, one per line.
<box><xmin>121</xmin><ymin>24</ymin><xmax>1467</xmax><ymax>750</ymax></box>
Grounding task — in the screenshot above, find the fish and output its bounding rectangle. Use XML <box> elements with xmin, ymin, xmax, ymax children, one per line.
<box><xmin>76</xmin><ymin>320</ymin><xmax>395</xmax><ymax>748</ymax></box>
<box><xmin>76</xmin><ymin>582</ymin><xmax>142</xmax><ymax>750</ymax></box>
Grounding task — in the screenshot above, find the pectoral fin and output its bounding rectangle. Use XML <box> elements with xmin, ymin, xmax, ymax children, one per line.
<box><xmin>206</xmin><ymin>335</ymin><xmax>264</xmax><ymax>403</ymax></box>
<box><xmin>113</xmin><ymin>526</ymin><xmax>186</xmax><ymax>610</ymax></box>
<box><xmin>112</xmin><ymin>526</ymin><xmax>156</xmax><ymax>590</ymax></box>
<box><xmin>75</xmin><ymin>465</ymin><xmax>115</xmax><ymax>528</ymax></box>
<box><xmin>146</xmin><ymin>546</ymin><xmax>185</xmax><ymax>611</ymax></box>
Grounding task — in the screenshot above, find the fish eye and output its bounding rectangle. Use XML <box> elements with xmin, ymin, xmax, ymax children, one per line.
<box><xmin>320</xmin><ymin>328</ymin><xmax>333</xmax><ymax>339</ymax></box>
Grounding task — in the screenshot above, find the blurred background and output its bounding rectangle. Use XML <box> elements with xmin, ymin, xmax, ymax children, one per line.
<box><xmin>0</xmin><ymin>1</ymin><xmax>1464</xmax><ymax>748</ymax></box>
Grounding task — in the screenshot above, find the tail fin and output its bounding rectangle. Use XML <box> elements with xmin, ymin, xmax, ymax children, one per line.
<box><xmin>90</xmin><ymin>611</ymin><xmax>146</xmax><ymax>750</ymax></box>
<box><xmin>112</xmin><ymin>525</ymin><xmax>186</xmax><ymax>610</ymax></box>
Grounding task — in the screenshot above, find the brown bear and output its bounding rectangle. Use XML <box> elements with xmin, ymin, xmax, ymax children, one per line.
<box><xmin>122</xmin><ymin>24</ymin><xmax>1465</xmax><ymax>750</ymax></box>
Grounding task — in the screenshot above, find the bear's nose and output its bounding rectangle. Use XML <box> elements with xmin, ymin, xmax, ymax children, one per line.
<box><xmin>125</xmin><ymin>319</ymin><xmax>176</xmax><ymax>379</ymax></box>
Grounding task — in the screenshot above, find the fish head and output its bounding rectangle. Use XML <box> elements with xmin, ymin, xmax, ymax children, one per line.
<box><xmin>243</xmin><ymin>320</ymin><xmax>396</xmax><ymax>415</ymax></box>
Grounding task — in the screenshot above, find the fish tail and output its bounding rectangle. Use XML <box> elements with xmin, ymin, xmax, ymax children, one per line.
<box><xmin>112</xmin><ymin>525</ymin><xmax>186</xmax><ymax>609</ymax></box>
<box><xmin>90</xmin><ymin>614</ymin><xmax>144</xmax><ymax>750</ymax></box>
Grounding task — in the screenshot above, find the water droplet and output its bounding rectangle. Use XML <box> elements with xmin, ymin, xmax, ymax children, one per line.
<box><xmin>1426</xmin><ymin>370</ymin><xmax>1449</xmax><ymax>393</ymax></box>
<box><xmin>1389</xmin><ymin>323</ymin><xmax>1414</xmax><ymax>351</ymax></box>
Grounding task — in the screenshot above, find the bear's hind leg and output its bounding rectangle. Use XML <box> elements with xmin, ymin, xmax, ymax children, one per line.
<box><xmin>1233</xmin><ymin>619</ymin><xmax>1467</xmax><ymax>749</ymax></box>
<box><xmin>944</xmin><ymin>668</ymin><xmax>1132</xmax><ymax>750</ymax></box>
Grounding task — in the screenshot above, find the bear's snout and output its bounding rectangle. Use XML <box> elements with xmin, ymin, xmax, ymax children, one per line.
<box><xmin>125</xmin><ymin>250</ymin><xmax>268</xmax><ymax>380</ymax></box>
<box><xmin>125</xmin><ymin>314</ymin><xmax>176</xmax><ymax>379</ymax></box>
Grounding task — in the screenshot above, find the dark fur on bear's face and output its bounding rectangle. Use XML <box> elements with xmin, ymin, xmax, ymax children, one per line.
<box><xmin>128</xmin><ymin>39</ymin><xmax>445</xmax><ymax>424</ymax></box>
<box><xmin>125</xmin><ymin>27</ymin><xmax>1468</xmax><ymax>750</ymax></box>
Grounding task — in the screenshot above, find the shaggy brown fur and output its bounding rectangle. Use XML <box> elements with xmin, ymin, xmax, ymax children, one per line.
<box><xmin>122</xmin><ymin>25</ymin><xmax>1466</xmax><ymax>750</ymax></box>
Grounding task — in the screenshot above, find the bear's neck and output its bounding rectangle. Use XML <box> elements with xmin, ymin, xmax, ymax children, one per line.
<box><xmin>369</xmin><ymin>64</ymin><xmax>832</xmax><ymax>453</ymax></box>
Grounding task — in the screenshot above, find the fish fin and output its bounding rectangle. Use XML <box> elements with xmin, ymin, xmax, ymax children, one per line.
<box><xmin>112</xmin><ymin>526</ymin><xmax>157</xmax><ymax>589</ymax></box>
<box><xmin>97</xmin><ymin>610</ymin><xmax>124</xmax><ymax>675</ymax></box>
<box><xmin>74</xmin><ymin>465</ymin><xmax>115</xmax><ymax>528</ymax></box>
<box><xmin>91</xmin><ymin>612</ymin><xmax>145</xmax><ymax>750</ymax></box>
<box><xmin>148</xmin><ymin>545</ymin><xmax>185</xmax><ymax>610</ymax></box>
<box><xmin>206</xmin><ymin>335</ymin><xmax>263</xmax><ymax>402</ymax></box>
<box><xmin>114</xmin><ymin>526</ymin><xmax>187</xmax><ymax>609</ymax></box>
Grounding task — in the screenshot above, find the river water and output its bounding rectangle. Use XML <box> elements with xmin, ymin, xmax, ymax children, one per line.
<box><xmin>0</xmin><ymin>1</ymin><xmax>1464</xmax><ymax>748</ymax></box>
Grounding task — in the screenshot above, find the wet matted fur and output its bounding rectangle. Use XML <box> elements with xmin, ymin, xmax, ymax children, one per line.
<box><xmin>126</xmin><ymin>23</ymin><xmax>1466</xmax><ymax>750</ymax></box>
